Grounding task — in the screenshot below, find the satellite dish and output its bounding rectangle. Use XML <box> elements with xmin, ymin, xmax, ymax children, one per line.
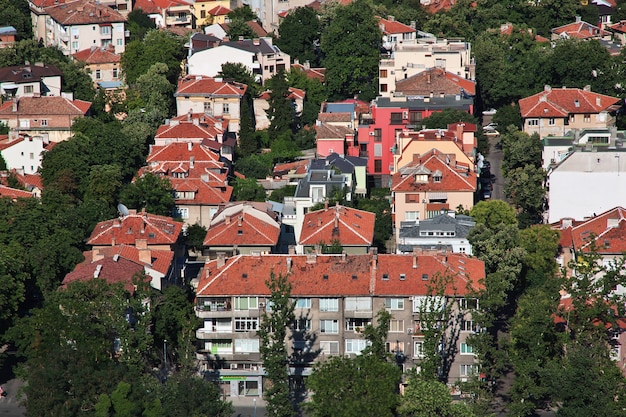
<box><xmin>117</xmin><ymin>203</ymin><xmax>130</xmax><ymax>217</ymax></box>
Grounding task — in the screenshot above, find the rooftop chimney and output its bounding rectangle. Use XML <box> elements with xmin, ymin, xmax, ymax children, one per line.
<box><xmin>217</xmin><ymin>252</ymin><xmax>226</xmax><ymax>268</ymax></box>
<box><xmin>288</xmin><ymin>245</ymin><xmax>296</xmax><ymax>255</ymax></box>
<box><xmin>138</xmin><ymin>247</ymin><xmax>151</xmax><ymax>264</ymax></box>
<box><xmin>286</xmin><ymin>256</ymin><xmax>292</xmax><ymax>273</ymax></box>
<box><xmin>412</xmin><ymin>249</ymin><xmax>418</xmax><ymax>269</ymax></box>
<box><xmin>306</xmin><ymin>252</ymin><xmax>317</xmax><ymax>263</ymax></box>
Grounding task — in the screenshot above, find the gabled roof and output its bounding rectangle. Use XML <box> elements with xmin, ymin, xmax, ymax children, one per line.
<box><xmin>0</xmin><ymin>169</ymin><xmax>44</xmax><ymax>193</ymax></box>
<box><xmin>378</xmin><ymin>17</ymin><xmax>415</xmax><ymax>35</ymax></box>
<box><xmin>392</xmin><ymin>148</ymin><xmax>476</xmax><ymax>193</ymax></box>
<box><xmin>0</xmin><ymin>96</ymin><xmax>91</xmax><ymax>116</ymax></box>
<box><xmin>62</xmin><ymin>255</ymin><xmax>146</xmax><ymax>294</ymax></box>
<box><xmin>299</xmin><ymin>204</ymin><xmax>375</xmax><ymax>246</ymax></box>
<box><xmin>557</xmin><ymin>206</ymin><xmax>626</xmax><ymax>253</ymax></box>
<box><xmin>291</xmin><ymin>63</ymin><xmax>325</xmax><ymax>82</ymax></box>
<box><xmin>0</xmin><ymin>184</ymin><xmax>35</xmax><ymax>200</ymax></box>
<box><xmin>315</xmin><ymin>122</ymin><xmax>354</xmax><ymax>140</ymax></box>
<box><xmin>0</xmin><ymin>64</ymin><xmax>62</xmax><ymax>83</ymax></box>
<box><xmin>220</xmin><ymin>37</ymin><xmax>276</xmax><ymax>55</ymax></box>
<box><xmin>204</xmin><ymin>202</ymin><xmax>280</xmax><ymax>246</ymax></box>
<box><xmin>45</xmin><ymin>0</ymin><xmax>125</xmax><ymax>25</ymax></box>
<box><xmin>519</xmin><ymin>86</ymin><xmax>620</xmax><ymax>118</ymax></box>
<box><xmin>169</xmin><ymin>177</ymin><xmax>233</xmax><ymax>205</ymax></box>
<box><xmin>195</xmin><ymin>252</ymin><xmax>484</xmax><ymax>297</ymax></box>
<box><xmin>134</xmin><ymin>0</ymin><xmax>192</xmax><ymax>13</ymax></box>
<box><xmin>310</xmin><ymin>153</ymin><xmax>367</xmax><ymax>174</ymax></box>
<box><xmin>423</xmin><ymin>0</ymin><xmax>457</xmax><ymax>14</ymax></box>
<box><xmin>147</xmin><ymin>142</ymin><xmax>221</xmax><ymax>165</ymax></box>
<box><xmin>258</xmin><ymin>87</ymin><xmax>306</xmax><ymax>101</ymax></box>
<box><xmin>90</xmin><ymin>244</ymin><xmax>174</xmax><ymax>275</ymax></box>
<box><xmin>155</xmin><ymin>121</ymin><xmax>222</xmax><ymax>140</ymax></box>
<box><xmin>552</xmin><ymin>20</ymin><xmax>610</xmax><ymax>39</ymax></box>
<box><xmin>219</xmin><ymin>21</ymin><xmax>268</xmax><ymax>38</ymax></box>
<box><xmin>87</xmin><ymin>211</ymin><xmax>183</xmax><ymax>246</ymax></box>
<box><xmin>73</xmin><ymin>45</ymin><xmax>121</xmax><ymax>64</ymax></box>
<box><xmin>175</xmin><ymin>75</ymin><xmax>247</xmax><ymax>97</ymax></box>
<box><xmin>208</xmin><ymin>5</ymin><xmax>231</xmax><ymax>15</ymax></box>
<box><xmin>395</xmin><ymin>67</ymin><xmax>476</xmax><ymax>96</ymax></box>
<box><xmin>608</xmin><ymin>20</ymin><xmax>626</xmax><ymax>34</ymax></box>
<box><xmin>273</xmin><ymin>159</ymin><xmax>309</xmax><ymax>177</ymax></box>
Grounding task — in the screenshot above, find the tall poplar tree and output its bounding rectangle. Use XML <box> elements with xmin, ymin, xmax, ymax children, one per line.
<box><xmin>258</xmin><ymin>272</ymin><xmax>296</xmax><ymax>417</ymax></box>
<box><xmin>267</xmin><ymin>70</ymin><xmax>295</xmax><ymax>142</ymax></box>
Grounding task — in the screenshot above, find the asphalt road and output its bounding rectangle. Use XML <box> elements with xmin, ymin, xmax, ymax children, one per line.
<box><xmin>487</xmin><ymin>135</ymin><xmax>505</xmax><ymax>201</ymax></box>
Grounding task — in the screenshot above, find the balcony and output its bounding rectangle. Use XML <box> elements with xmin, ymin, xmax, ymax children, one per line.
<box><xmin>195</xmin><ymin>303</ymin><xmax>231</xmax><ymax>318</ymax></box>
<box><xmin>165</xmin><ymin>14</ymin><xmax>192</xmax><ymax>26</ymax></box>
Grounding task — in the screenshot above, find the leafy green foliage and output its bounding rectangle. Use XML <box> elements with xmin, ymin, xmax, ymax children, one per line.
<box><xmin>119</xmin><ymin>172</ymin><xmax>175</xmax><ymax>217</ymax></box>
<box><xmin>492</xmin><ymin>104</ymin><xmax>522</xmax><ymax>131</ymax></box>
<box><xmin>235</xmin><ymin>154</ymin><xmax>273</xmax><ymax>179</ymax></box>
<box><xmin>185</xmin><ymin>223</ymin><xmax>207</xmax><ymax>253</ymax></box>
<box><xmin>399</xmin><ymin>377</ymin><xmax>476</xmax><ymax>417</ymax></box>
<box><xmin>469</xmin><ymin>200</ymin><xmax>518</xmax><ymax>231</ymax></box>
<box><xmin>232</xmin><ymin>177</ymin><xmax>266</xmax><ymax>201</ymax></box>
<box><xmin>218</xmin><ymin>62</ymin><xmax>261</xmax><ymax>97</ymax></box>
<box><xmin>276</xmin><ymin>7</ymin><xmax>321</xmax><ymax>67</ymax></box>
<box><xmin>121</xmin><ymin>30</ymin><xmax>185</xmax><ymax>85</ymax></box>
<box><xmin>320</xmin><ymin>0</ymin><xmax>381</xmax><ymax>101</ymax></box>
<box><xmin>268</xmin><ymin>185</ymin><xmax>296</xmax><ymax>202</ymax></box>
<box><xmin>287</xmin><ymin>68</ymin><xmax>328</xmax><ymax>127</ymax></box>
<box><xmin>258</xmin><ymin>272</ymin><xmax>296</xmax><ymax>417</ymax></box>
<box><xmin>126</xmin><ymin>9</ymin><xmax>156</xmax><ymax>42</ymax></box>
<box><xmin>160</xmin><ymin>370</ymin><xmax>232</xmax><ymax>417</ymax></box>
<box><xmin>504</xmin><ymin>165</ymin><xmax>546</xmax><ymax>227</ymax></box>
<box><xmin>0</xmin><ymin>0</ymin><xmax>32</xmax><ymax>40</ymax></box>
<box><xmin>267</xmin><ymin>70</ymin><xmax>296</xmax><ymax>141</ymax></box>
<box><xmin>227</xmin><ymin>5</ymin><xmax>258</xmax><ymax>22</ymax></box>
<box><xmin>355</xmin><ymin>189</ymin><xmax>392</xmax><ymax>253</ymax></box>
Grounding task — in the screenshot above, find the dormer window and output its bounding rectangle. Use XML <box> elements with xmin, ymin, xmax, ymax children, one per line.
<box><xmin>432</xmin><ymin>170</ymin><xmax>442</xmax><ymax>183</ymax></box>
<box><xmin>415</xmin><ymin>174</ymin><xmax>429</xmax><ymax>182</ymax></box>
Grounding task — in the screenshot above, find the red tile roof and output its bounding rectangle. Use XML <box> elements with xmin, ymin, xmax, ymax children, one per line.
<box><xmin>392</xmin><ymin>148</ymin><xmax>476</xmax><ymax>193</ymax></box>
<box><xmin>169</xmin><ymin>177</ymin><xmax>233</xmax><ymax>205</ymax></box>
<box><xmin>0</xmin><ymin>96</ymin><xmax>91</xmax><ymax>116</ymax></box>
<box><xmin>62</xmin><ymin>254</ymin><xmax>148</xmax><ymax>294</ymax></box>
<box><xmin>208</xmin><ymin>5</ymin><xmax>231</xmax><ymax>15</ymax></box>
<box><xmin>147</xmin><ymin>142</ymin><xmax>221</xmax><ymax>165</ymax></box>
<box><xmin>258</xmin><ymin>87</ymin><xmax>306</xmax><ymax>101</ymax></box>
<box><xmin>273</xmin><ymin>159</ymin><xmax>309</xmax><ymax>177</ymax></box>
<box><xmin>134</xmin><ymin>0</ymin><xmax>192</xmax><ymax>13</ymax></box>
<box><xmin>0</xmin><ymin>170</ymin><xmax>44</xmax><ymax>192</ymax></box>
<box><xmin>87</xmin><ymin>211</ymin><xmax>183</xmax><ymax>246</ymax></box>
<box><xmin>377</xmin><ymin>17</ymin><xmax>415</xmax><ymax>35</ymax></box>
<box><xmin>552</xmin><ymin>21</ymin><xmax>610</xmax><ymax>39</ymax></box>
<box><xmin>45</xmin><ymin>0</ymin><xmax>125</xmax><ymax>25</ymax></box>
<box><xmin>395</xmin><ymin>67</ymin><xmax>476</xmax><ymax>96</ymax></box>
<box><xmin>423</xmin><ymin>0</ymin><xmax>456</xmax><ymax>14</ymax></box>
<box><xmin>291</xmin><ymin>63</ymin><xmax>325</xmax><ymax>82</ymax></box>
<box><xmin>73</xmin><ymin>45</ymin><xmax>121</xmax><ymax>64</ymax></box>
<box><xmin>557</xmin><ymin>207</ymin><xmax>626</xmax><ymax>253</ymax></box>
<box><xmin>608</xmin><ymin>20</ymin><xmax>626</xmax><ymax>34</ymax></box>
<box><xmin>91</xmin><ymin>244</ymin><xmax>174</xmax><ymax>275</ymax></box>
<box><xmin>155</xmin><ymin>121</ymin><xmax>222</xmax><ymax>141</ymax></box>
<box><xmin>0</xmin><ymin>184</ymin><xmax>34</xmax><ymax>200</ymax></box>
<box><xmin>204</xmin><ymin>202</ymin><xmax>281</xmax><ymax>246</ymax></box>
<box><xmin>519</xmin><ymin>86</ymin><xmax>620</xmax><ymax>118</ymax></box>
<box><xmin>196</xmin><ymin>252</ymin><xmax>484</xmax><ymax>297</ymax></box>
<box><xmin>300</xmin><ymin>204</ymin><xmax>375</xmax><ymax>246</ymax></box>
<box><xmin>315</xmin><ymin>122</ymin><xmax>354</xmax><ymax>140</ymax></box>
<box><xmin>176</xmin><ymin>75</ymin><xmax>247</xmax><ymax>96</ymax></box>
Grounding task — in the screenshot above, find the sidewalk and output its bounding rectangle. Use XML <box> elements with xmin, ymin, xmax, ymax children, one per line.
<box><xmin>229</xmin><ymin>396</ymin><xmax>266</xmax><ymax>417</ymax></box>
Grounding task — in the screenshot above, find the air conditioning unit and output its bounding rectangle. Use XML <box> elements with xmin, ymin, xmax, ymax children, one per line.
<box><xmin>403</xmin><ymin>111</ymin><xmax>408</xmax><ymax>119</ymax></box>
<box><xmin>230</xmin><ymin>363</ymin><xmax>238</xmax><ymax>370</ymax></box>
<box><xmin>369</xmin><ymin>131</ymin><xmax>375</xmax><ymax>136</ymax></box>
<box><xmin>259</xmin><ymin>302</ymin><xmax>265</xmax><ymax>308</ymax></box>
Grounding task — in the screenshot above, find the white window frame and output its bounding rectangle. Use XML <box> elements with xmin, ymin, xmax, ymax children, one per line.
<box><xmin>345</xmin><ymin>339</ymin><xmax>369</xmax><ymax>354</ymax></box>
<box><xmin>345</xmin><ymin>297</ymin><xmax>372</xmax><ymax>311</ymax></box>
<box><xmin>319</xmin><ymin>298</ymin><xmax>339</xmax><ymax>312</ymax></box>
<box><xmin>320</xmin><ymin>319</ymin><xmax>339</xmax><ymax>334</ymax></box>
<box><xmin>389</xmin><ymin>319</ymin><xmax>404</xmax><ymax>333</ymax></box>
<box><xmin>234</xmin><ymin>317</ymin><xmax>259</xmax><ymax>332</ymax></box>
<box><xmin>385</xmin><ymin>298</ymin><xmax>404</xmax><ymax>310</ymax></box>
<box><xmin>460</xmin><ymin>364</ymin><xmax>478</xmax><ymax>377</ymax></box>
<box><xmin>320</xmin><ymin>341</ymin><xmax>339</xmax><ymax>355</ymax></box>
<box><xmin>460</xmin><ymin>343</ymin><xmax>474</xmax><ymax>355</ymax></box>
<box><xmin>234</xmin><ymin>296</ymin><xmax>258</xmax><ymax>310</ymax></box>
<box><xmin>295</xmin><ymin>298</ymin><xmax>311</xmax><ymax>309</ymax></box>
<box><xmin>412</xmin><ymin>296</ymin><xmax>446</xmax><ymax>313</ymax></box>
<box><xmin>234</xmin><ymin>339</ymin><xmax>260</xmax><ymax>353</ymax></box>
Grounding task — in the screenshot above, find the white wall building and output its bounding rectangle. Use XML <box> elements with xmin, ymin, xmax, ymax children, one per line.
<box><xmin>0</xmin><ymin>133</ymin><xmax>47</xmax><ymax>175</ymax></box>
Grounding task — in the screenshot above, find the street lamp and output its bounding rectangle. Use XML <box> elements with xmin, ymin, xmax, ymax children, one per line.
<box><xmin>253</xmin><ymin>398</ymin><xmax>257</xmax><ymax>417</ymax></box>
<box><xmin>163</xmin><ymin>339</ymin><xmax>167</xmax><ymax>372</ymax></box>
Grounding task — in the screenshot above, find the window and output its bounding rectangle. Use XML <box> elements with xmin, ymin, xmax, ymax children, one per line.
<box><xmin>405</xmin><ymin>193</ymin><xmax>420</xmax><ymax>203</ymax></box>
<box><xmin>209</xmin><ymin>340</ymin><xmax>232</xmax><ymax>354</ymax></box>
<box><xmin>295</xmin><ymin>298</ymin><xmax>311</xmax><ymax>309</ymax></box>
<box><xmin>414</xmin><ymin>341</ymin><xmax>425</xmax><ymax>358</ymax></box>
<box><xmin>460</xmin><ymin>343</ymin><xmax>474</xmax><ymax>355</ymax></box>
<box><xmin>405</xmin><ymin>211</ymin><xmax>420</xmax><ymax>221</ymax></box>
<box><xmin>389</xmin><ymin>319</ymin><xmax>404</xmax><ymax>333</ymax></box>
<box><xmin>24</xmin><ymin>85</ymin><xmax>33</xmax><ymax>94</ymax></box>
<box><xmin>223</xmin><ymin>103</ymin><xmax>230</xmax><ymax>114</ymax></box>
<box><xmin>200</xmin><ymin>10</ymin><xmax>206</xmax><ymax>18</ymax></box>
<box><xmin>319</xmin><ymin>298</ymin><xmax>339</xmax><ymax>312</ymax></box>
<box><xmin>374</xmin><ymin>159</ymin><xmax>382</xmax><ymax>173</ymax></box>
<box><xmin>379</xmin><ymin>69</ymin><xmax>388</xmax><ymax>78</ymax></box>
<box><xmin>294</xmin><ymin>318</ymin><xmax>311</xmax><ymax>332</ymax></box>
<box><xmin>345</xmin><ymin>339</ymin><xmax>369</xmax><ymax>354</ymax></box>
<box><xmin>460</xmin><ymin>364</ymin><xmax>478</xmax><ymax>377</ymax></box>
<box><xmin>235</xmin><ymin>317</ymin><xmax>259</xmax><ymax>332</ymax></box>
<box><xmin>178</xmin><ymin>12</ymin><xmax>186</xmax><ymax>18</ymax></box>
<box><xmin>374</xmin><ymin>128</ymin><xmax>382</xmax><ymax>142</ymax></box>
<box><xmin>40</xmin><ymin>119</ymin><xmax>48</xmax><ymax>127</ymax></box>
<box><xmin>320</xmin><ymin>341</ymin><xmax>339</xmax><ymax>355</ymax></box>
<box><xmin>390</xmin><ymin>112</ymin><xmax>403</xmax><ymax>124</ymax></box>
<box><xmin>234</xmin><ymin>297</ymin><xmax>258</xmax><ymax>310</ymax></box>
<box><xmin>204</xmin><ymin>101</ymin><xmax>211</xmax><ymax>112</ymax></box>
<box><xmin>385</xmin><ymin>298</ymin><xmax>404</xmax><ymax>310</ymax></box>
<box><xmin>116</xmin><ymin>38</ymin><xmax>123</xmax><ymax>46</ymax></box>
<box><xmin>412</xmin><ymin>296</ymin><xmax>446</xmax><ymax>313</ymax></box>
<box><xmin>374</xmin><ymin>143</ymin><xmax>382</xmax><ymax>157</ymax></box>
<box><xmin>528</xmin><ymin>119</ymin><xmax>539</xmax><ymax>126</ymax></box>
<box><xmin>95</xmin><ymin>70</ymin><xmax>101</xmax><ymax>80</ymax></box>
<box><xmin>433</xmin><ymin>174</ymin><xmax>442</xmax><ymax>182</ymax></box>
<box><xmin>409</xmin><ymin>111</ymin><xmax>423</xmax><ymax>124</ymax></box>
<box><xmin>71</xmin><ymin>41</ymin><xmax>79</xmax><ymax>50</ymax></box>
<box><xmin>345</xmin><ymin>318</ymin><xmax>371</xmax><ymax>331</ymax></box>
<box><xmin>29</xmin><ymin>152</ymin><xmax>34</xmax><ymax>159</ymax></box>
<box><xmin>112</xmin><ymin>68</ymin><xmax>118</xmax><ymax>78</ymax></box>
<box><xmin>459</xmin><ymin>298</ymin><xmax>479</xmax><ymax>311</ymax></box>
<box><xmin>234</xmin><ymin>339</ymin><xmax>260</xmax><ymax>353</ymax></box>
<box><xmin>345</xmin><ymin>297</ymin><xmax>371</xmax><ymax>311</ymax></box>
<box><xmin>584</xmin><ymin>113</ymin><xmax>591</xmax><ymax>122</ymax></box>
<box><xmin>101</xmin><ymin>26</ymin><xmax>110</xmax><ymax>35</ymax></box>
<box><xmin>548</xmin><ymin>118</ymin><xmax>555</xmax><ymax>125</ymax></box>
<box><xmin>380</xmin><ymin>84</ymin><xmax>388</xmax><ymax>92</ymax></box>
<box><xmin>320</xmin><ymin>319</ymin><xmax>339</xmax><ymax>333</ymax></box>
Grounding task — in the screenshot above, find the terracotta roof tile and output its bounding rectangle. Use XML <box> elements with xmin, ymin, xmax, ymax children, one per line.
<box><xmin>273</xmin><ymin>159</ymin><xmax>309</xmax><ymax>177</ymax></box>
<box><xmin>395</xmin><ymin>67</ymin><xmax>476</xmax><ymax>96</ymax></box>
<box><xmin>300</xmin><ymin>204</ymin><xmax>375</xmax><ymax>246</ymax></box>
<box><xmin>63</xmin><ymin>254</ymin><xmax>148</xmax><ymax>294</ymax></box>
<box><xmin>519</xmin><ymin>86</ymin><xmax>620</xmax><ymax>118</ymax></box>
<box><xmin>392</xmin><ymin>148</ymin><xmax>477</xmax><ymax>192</ymax></box>
<box><xmin>0</xmin><ymin>96</ymin><xmax>91</xmax><ymax>116</ymax></box>
<box><xmin>290</xmin><ymin>63</ymin><xmax>325</xmax><ymax>82</ymax></box>
<box><xmin>315</xmin><ymin>122</ymin><xmax>354</xmax><ymax>139</ymax></box>
<box><xmin>318</xmin><ymin>112</ymin><xmax>352</xmax><ymax>123</ymax></box>
<box><xmin>552</xmin><ymin>21</ymin><xmax>610</xmax><ymax>39</ymax></box>
<box><xmin>45</xmin><ymin>0</ymin><xmax>125</xmax><ymax>25</ymax></box>
<box><xmin>134</xmin><ymin>0</ymin><xmax>192</xmax><ymax>13</ymax></box>
<box><xmin>87</xmin><ymin>212</ymin><xmax>183</xmax><ymax>246</ymax></box>
<box><xmin>377</xmin><ymin>17</ymin><xmax>415</xmax><ymax>35</ymax></box>
<box><xmin>73</xmin><ymin>46</ymin><xmax>121</xmax><ymax>64</ymax></box>
<box><xmin>0</xmin><ymin>184</ymin><xmax>34</xmax><ymax>200</ymax></box>
<box><xmin>557</xmin><ymin>207</ymin><xmax>626</xmax><ymax>253</ymax></box>
<box><xmin>204</xmin><ymin>202</ymin><xmax>280</xmax><ymax>246</ymax></box>
<box><xmin>92</xmin><ymin>244</ymin><xmax>174</xmax><ymax>275</ymax></box>
<box><xmin>208</xmin><ymin>5</ymin><xmax>231</xmax><ymax>15</ymax></box>
<box><xmin>196</xmin><ymin>253</ymin><xmax>484</xmax><ymax>297</ymax></box>
<box><xmin>155</xmin><ymin>121</ymin><xmax>222</xmax><ymax>140</ymax></box>
<box><xmin>176</xmin><ymin>75</ymin><xmax>247</xmax><ymax>96</ymax></box>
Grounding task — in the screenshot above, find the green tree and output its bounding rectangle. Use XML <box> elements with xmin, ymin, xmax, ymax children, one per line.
<box><xmin>492</xmin><ymin>104</ymin><xmax>522</xmax><ymax>131</ymax></box>
<box><xmin>84</xmin><ymin>164</ymin><xmax>123</xmax><ymax>207</ymax></box>
<box><xmin>0</xmin><ymin>0</ymin><xmax>32</xmax><ymax>40</ymax></box>
<box><xmin>121</xmin><ymin>30</ymin><xmax>185</xmax><ymax>85</ymax></box>
<box><xmin>160</xmin><ymin>370</ymin><xmax>232</xmax><ymax>417</ymax></box>
<box><xmin>267</xmin><ymin>70</ymin><xmax>296</xmax><ymax>141</ymax></box>
<box><xmin>119</xmin><ymin>172</ymin><xmax>175</xmax><ymax>216</ymax></box>
<box><xmin>469</xmin><ymin>200</ymin><xmax>517</xmax><ymax>231</ymax></box>
<box><xmin>258</xmin><ymin>272</ymin><xmax>296</xmax><ymax>417</ymax></box>
<box><xmin>232</xmin><ymin>177</ymin><xmax>266</xmax><ymax>201</ymax></box>
<box><xmin>287</xmin><ymin>67</ymin><xmax>328</xmax><ymax>127</ymax></box>
<box><xmin>320</xmin><ymin>0</ymin><xmax>381</xmax><ymax>101</ymax></box>
<box><xmin>218</xmin><ymin>62</ymin><xmax>261</xmax><ymax>97</ymax></box>
<box><xmin>185</xmin><ymin>223</ymin><xmax>207</xmax><ymax>253</ymax></box>
<box><xmin>421</xmin><ymin>108</ymin><xmax>477</xmax><ymax>129</ymax></box>
<box><xmin>227</xmin><ymin>5</ymin><xmax>258</xmax><ymax>22</ymax></box>
<box><xmin>276</xmin><ymin>7</ymin><xmax>321</xmax><ymax>67</ymax></box>
<box><xmin>126</xmin><ymin>8</ymin><xmax>156</xmax><ymax>42</ymax></box>
<box><xmin>238</xmin><ymin>95</ymin><xmax>258</xmax><ymax>155</ymax></box>
<box><xmin>132</xmin><ymin>62</ymin><xmax>175</xmax><ymax>116</ymax></box>
<box><xmin>234</xmin><ymin>154</ymin><xmax>273</xmax><ymax>179</ymax></box>
<box><xmin>504</xmin><ymin>165</ymin><xmax>546</xmax><ymax>227</ymax></box>
<box><xmin>356</xmin><ymin>188</ymin><xmax>392</xmax><ymax>253</ymax></box>
<box><xmin>501</xmin><ymin>128</ymin><xmax>542</xmax><ymax>175</ymax></box>
<box><xmin>268</xmin><ymin>185</ymin><xmax>296</xmax><ymax>202</ymax></box>
<box><xmin>399</xmin><ymin>376</ymin><xmax>476</xmax><ymax>417</ymax></box>
<box><xmin>226</xmin><ymin>19</ymin><xmax>256</xmax><ymax>40</ymax></box>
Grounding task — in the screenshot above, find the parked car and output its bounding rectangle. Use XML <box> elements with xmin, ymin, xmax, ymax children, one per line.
<box><xmin>483</xmin><ymin>123</ymin><xmax>499</xmax><ymax>137</ymax></box>
<box><xmin>482</xmin><ymin>188</ymin><xmax>492</xmax><ymax>200</ymax></box>
<box><xmin>482</xmin><ymin>160</ymin><xmax>491</xmax><ymax>171</ymax></box>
